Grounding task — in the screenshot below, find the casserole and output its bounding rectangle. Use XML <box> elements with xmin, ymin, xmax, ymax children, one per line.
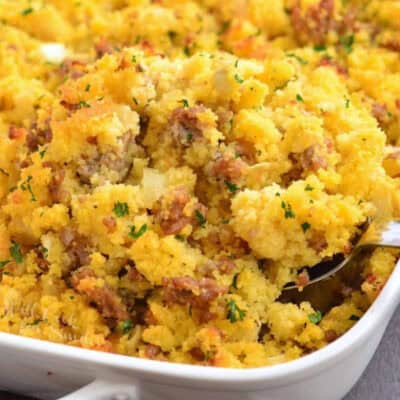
<box><xmin>0</xmin><ymin>258</ymin><xmax>397</xmax><ymax>400</ymax></box>
<box><xmin>1</xmin><ymin>2</ymin><xmax>400</xmax><ymax>399</ymax></box>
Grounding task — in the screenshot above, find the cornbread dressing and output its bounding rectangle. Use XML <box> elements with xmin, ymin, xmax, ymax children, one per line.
<box><xmin>0</xmin><ymin>0</ymin><xmax>399</xmax><ymax>367</ymax></box>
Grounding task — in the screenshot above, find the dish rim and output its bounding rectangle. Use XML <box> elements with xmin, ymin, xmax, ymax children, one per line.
<box><xmin>0</xmin><ymin>261</ymin><xmax>398</xmax><ymax>389</ymax></box>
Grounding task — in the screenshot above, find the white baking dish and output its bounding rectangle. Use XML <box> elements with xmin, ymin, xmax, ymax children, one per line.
<box><xmin>0</xmin><ymin>260</ymin><xmax>398</xmax><ymax>400</ymax></box>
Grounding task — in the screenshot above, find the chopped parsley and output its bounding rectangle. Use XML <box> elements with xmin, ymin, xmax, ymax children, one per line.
<box><xmin>39</xmin><ymin>148</ymin><xmax>47</xmax><ymax>159</ymax></box>
<box><xmin>232</xmin><ymin>273</ymin><xmax>239</xmax><ymax>289</ymax></box>
<box><xmin>281</xmin><ymin>201</ymin><xmax>295</xmax><ymax>219</ymax></box>
<box><xmin>85</xmin><ymin>84</ymin><xmax>91</xmax><ymax>92</ymax></box>
<box><xmin>180</xmin><ymin>99</ymin><xmax>189</xmax><ymax>108</ymax></box>
<box><xmin>175</xmin><ymin>235</ymin><xmax>185</xmax><ymax>242</ymax></box>
<box><xmin>113</xmin><ymin>202</ymin><xmax>129</xmax><ymax>217</ymax></box>
<box><xmin>296</xmin><ymin>94</ymin><xmax>304</xmax><ymax>102</ymax></box>
<box><xmin>78</xmin><ymin>100</ymin><xmax>90</xmax><ymax>108</ymax></box>
<box><xmin>0</xmin><ymin>168</ymin><xmax>9</xmax><ymax>176</ymax></box>
<box><xmin>286</xmin><ymin>53</ymin><xmax>308</xmax><ymax>65</ymax></box>
<box><xmin>345</xmin><ymin>98</ymin><xmax>350</xmax><ymax>108</ymax></box>
<box><xmin>132</xmin><ymin>97</ymin><xmax>139</xmax><ymax>105</ymax></box>
<box><xmin>234</xmin><ymin>73</ymin><xmax>244</xmax><ymax>84</ymax></box>
<box><xmin>224</xmin><ymin>180</ymin><xmax>238</xmax><ymax>193</ymax></box>
<box><xmin>301</xmin><ymin>222</ymin><xmax>311</xmax><ymax>232</ymax></box>
<box><xmin>340</xmin><ymin>34</ymin><xmax>354</xmax><ymax>54</ymax></box>
<box><xmin>308</xmin><ymin>310</ymin><xmax>322</xmax><ymax>325</ymax></box>
<box><xmin>234</xmin><ymin>59</ymin><xmax>239</xmax><ymax>68</ymax></box>
<box><xmin>183</xmin><ymin>46</ymin><xmax>190</xmax><ymax>56</ymax></box>
<box><xmin>41</xmin><ymin>246</ymin><xmax>49</xmax><ymax>259</ymax></box>
<box><xmin>349</xmin><ymin>314</ymin><xmax>360</xmax><ymax>321</ymax></box>
<box><xmin>129</xmin><ymin>224</ymin><xmax>147</xmax><ymax>239</ymax></box>
<box><xmin>0</xmin><ymin>261</ymin><xmax>10</xmax><ymax>268</ymax></box>
<box><xmin>10</xmin><ymin>241</ymin><xmax>23</xmax><ymax>264</ymax></box>
<box><xmin>226</xmin><ymin>300</ymin><xmax>246</xmax><ymax>323</ymax></box>
<box><xmin>121</xmin><ymin>319</ymin><xmax>133</xmax><ymax>334</ymax></box>
<box><xmin>131</xmin><ymin>55</ymin><xmax>137</xmax><ymax>63</ymax></box>
<box><xmin>187</xmin><ymin>132</ymin><xmax>193</xmax><ymax>142</ymax></box>
<box><xmin>305</xmin><ymin>184</ymin><xmax>314</xmax><ymax>191</ymax></box>
<box><xmin>20</xmin><ymin>175</ymin><xmax>36</xmax><ymax>202</ymax></box>
<box><xmin>195</xmin><ymin>210</ymin><xmax>206</xmax><ymax>226</ymax></box>
<box><xmin>21</xmin><ymin>7</ymin><xmax>33</xmax><ymax>16</ymax></box>
<box><xmin>314</xmin><ymin>44</ymin><xmax>327</xmax><ymax>52</ymax></box>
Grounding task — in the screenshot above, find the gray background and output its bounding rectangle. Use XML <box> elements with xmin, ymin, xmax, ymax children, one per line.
<box><xmin>1</xmin><ymin>306</ymin><xmax>399</xmax><ymax>399</ymax></box>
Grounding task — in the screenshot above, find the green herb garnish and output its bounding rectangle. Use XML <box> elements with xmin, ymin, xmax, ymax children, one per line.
<box><xmin>195</xmin><ymin>210</ymin><xmax>206</xmax><ymax>226</ymax></box>
<box><xmin>226</xmin><ymin>300</ymin><xmax>246</xmax><ymax>323</ymax></box>
<box><xmin>301</xmin><ymin>222</ymin><xmax>311</xmax><ymax>232</ymax></box>
<box><xmin>21</xmin><ymin>7</ymin><xmax>33</xmax><ymax>16</ymax></box>
<box><xmin>308</xmin><ymin>310</ymin><xmax>322</xmax><ymax>325</ymax></box>
<box><xmin>129</xmin><ymin>224</ymin><xmax>147</xmax><ymax>239</ymax></box>
<box><xmin>85</xmin><ymin>84</ymin><xmax>91</xmax><ymax>92</ymax></box>
<box><xmin>224</xmin><ymin>180</ymin><xmax>238</xmax><ymax>193</ymax></box>
<box><xmin>10</xmin><ymin>241</ymin><xmax>23</xmax><ymax>264</ymax></box>
<box><xmin>78</xmin><ymin>100</ymin><xmax>90</xmax><ymax>108</ymax></box>
<box><xmin>121</xmin><ymin>320</ymin><xmax>133</xmax><ymax>334</ymax></box>
<box><xmin>296</xmin><ymin>94</ymin><xmax>304</xmax><ymax>102</ymax></box>
<box><xmin>232</xmin><ymin>273</ymin><xmax>239</xmax><ymax>289</ymax></box>
<box><xmin>234</xmin><ymin>73</ymin><xmax>244</xmax><ymax>84</ymax></box>
<box><xmin>39</xmin><ymin>148</ymin><xmax>47</xmax><ymax>159</ymax></box>
<box><xmin>314</xmin><ymin>44</ymin><xmax>327</xmax><ymax>52</ymax></box>
<box><xmin>0</xmin><ymin>261</ymin><xmax>10</xmax><ymax>268</ymax></box>
<box><xmin>20</xmin><ymin>175</ymin><xmax>36</xmax><ymax>202</ymax></box>
<box><xmin>281</xmin><ymin>201</ymin><xmax>295</xmax><ymax>219</ymax></box>
<box><xmin>339</xmin><ymin>34</ymin><xmax>354</xmax><ymax>54</ymax></box>
<box><xmin>305</xmin><ymin>184</ymin><xmax>314</xmax><ymax>191</ymax></box>
<box><xmin>113</xmin><ymin>202</ymin><xmax>129</xmax><ymax>217</ymax></box>
<box><xmin>349</xmin><ymin>314</ymin><xmax>360</xmax><ymax>321</ymax></box>
<box><xmin>180</xmin><ymin>99</ymin><xmax>189</xmax><ymax>108</ymax></box>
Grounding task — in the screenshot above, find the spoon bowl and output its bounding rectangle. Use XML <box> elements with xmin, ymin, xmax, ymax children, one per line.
<box><xmin>283</xmin><ymin>220</ymin><xmax>400</xmax><ymax>291</ymax></box>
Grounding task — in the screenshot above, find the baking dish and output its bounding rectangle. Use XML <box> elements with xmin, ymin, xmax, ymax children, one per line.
<box><xmin>0</xmin><ymin>260</ymin><xmax>396</xmax><ymax>400</ymax></box>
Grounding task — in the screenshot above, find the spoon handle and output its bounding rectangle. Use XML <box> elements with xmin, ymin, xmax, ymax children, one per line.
<box><xmin>358</xmin><ymin>220</ymin><xmax>400</xmax><ymax>248</ymax></box>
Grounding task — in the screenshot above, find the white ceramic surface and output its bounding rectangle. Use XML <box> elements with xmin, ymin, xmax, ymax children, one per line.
<box><xmin>0</xmin><ymin>261</ymin><xmax>398</xmax><ymax>400</ymax></box>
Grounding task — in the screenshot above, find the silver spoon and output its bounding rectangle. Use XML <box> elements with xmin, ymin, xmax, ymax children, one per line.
<box><xmin>283</xmin><ymin>219</ymin><xmax>400</xmax><ymax>291</ymax></box>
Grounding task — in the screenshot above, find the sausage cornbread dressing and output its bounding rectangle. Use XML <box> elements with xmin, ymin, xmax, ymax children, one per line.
<box><xmin>0</xmin><ymin>0</ymin><xmax>399</xmax><ymax>367</ymax></box>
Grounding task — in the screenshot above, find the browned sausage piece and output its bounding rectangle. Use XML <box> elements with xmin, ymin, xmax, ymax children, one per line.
<box><xmin>162</xmin><ymin>276</ymin><xmax>227</xmax><ymax>310</ymax></box>
<box><xmin>72</xmin><ymin>267</ymin><xmax>129</xmax><ymax>321</ymax></box>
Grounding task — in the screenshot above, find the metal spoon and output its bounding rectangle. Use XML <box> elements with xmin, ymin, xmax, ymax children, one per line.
<box><xmin>283</xmin><ymin>219</ymin><xmax>400</xmax><ymax>291</ymax></box>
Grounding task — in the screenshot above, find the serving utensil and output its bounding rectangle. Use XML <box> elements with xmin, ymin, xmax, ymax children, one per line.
<box><xmin>283</xmin><ymin>219</ymin><xmax>400</xmax><ymax>291</ymax></box>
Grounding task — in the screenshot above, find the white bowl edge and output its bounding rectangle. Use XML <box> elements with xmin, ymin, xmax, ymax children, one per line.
<box><xmin>0</xmin><ymin>260</ymin><xmax>398</xmax><ymax>390</ymax></box>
